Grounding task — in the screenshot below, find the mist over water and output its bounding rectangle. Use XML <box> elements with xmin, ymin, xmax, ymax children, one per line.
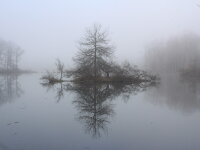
<box><xmin>0</xmin><ymin>0</ymin><xmax>200</xmax><ymax>150</ymax></box>
<box><xmin>145</xmin><ymin>33</ymin><xmax>200</xmax><ymax>74</ymax></box>
<box><xmin>0</xmin><ymin>0</ymin><xmax>200</xmax><ymax>70</ymax></box>
<box><xmin>145</xmin><ymin>73</ymin><xmax>200</xmax><ymax>114</ymax></box>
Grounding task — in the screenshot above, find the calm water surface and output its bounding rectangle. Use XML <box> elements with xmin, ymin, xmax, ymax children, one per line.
<box><xmin>0</xmin><ymin>74</ymin><xmax>200</xmax><ymax>150</ymax></box>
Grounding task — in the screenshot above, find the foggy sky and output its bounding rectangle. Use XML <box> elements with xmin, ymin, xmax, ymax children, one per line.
<box><xmin>0</xmin><ymin>0</ymin><xmax>200</xmax><ymax>71</ymax></box>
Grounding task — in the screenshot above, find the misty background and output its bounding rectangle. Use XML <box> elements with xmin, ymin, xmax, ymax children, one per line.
<box><xmin>0</xmin><ymin>0</ymin><xmax>200</xmax><ymax>71</ymax></box>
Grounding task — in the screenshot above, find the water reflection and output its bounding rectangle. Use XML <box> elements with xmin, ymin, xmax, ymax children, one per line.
<box><xmin>42</xmin><ymin>82</ymin><xmax>67</xmax><ymax>103</ymax></box>
<box><xmin>71</xmin><ymin>84</ymin><xmax>114</xmax><ymax>138</ymax></box>
<box><xmin>42</xmin><ymin>81</ymin><xmax>155</xmax><ymax>138</ymax></box>
<box><xmin>0</xmin><ymin>141</ymin><xmax>11</xmax><ymax>150</ymax></box>
<box><xmin>146</xmin><ymin>74</ymin><xmax>200</xmax><ymax>114</ymax></box>
<box><xmin>0</xmin><ymin>75</ymin><xmax>23</xmax><ymax>106</ymax></box>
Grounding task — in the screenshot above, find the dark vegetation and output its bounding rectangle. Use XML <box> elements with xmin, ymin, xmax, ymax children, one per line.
<box><xmin>42</xmin><ymin>24</ymin><xmax>158</xmax><ymax>84</ymax></box>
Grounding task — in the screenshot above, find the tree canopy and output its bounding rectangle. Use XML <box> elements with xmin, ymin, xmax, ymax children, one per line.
<box><xmin>72</xmin><ymin>24</ymin><xmax>114</xmax><ymax>79</ymax></box>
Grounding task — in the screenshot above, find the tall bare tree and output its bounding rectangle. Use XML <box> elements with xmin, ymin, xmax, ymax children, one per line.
<box><xmin>74</xmin><ymin>24</ymin><xmax>114</xmax><ymax>79</ymax></box>
<box><xmin>55</xmin><ymin>58</ymin><xmax>64</xmax><ymax>80</ymax></box>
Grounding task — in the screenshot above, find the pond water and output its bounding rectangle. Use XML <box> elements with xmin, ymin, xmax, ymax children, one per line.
<box><xmin>0</xmin><ymin>74</ymin><xmax>200</xmax><ymax>150</ymax></box>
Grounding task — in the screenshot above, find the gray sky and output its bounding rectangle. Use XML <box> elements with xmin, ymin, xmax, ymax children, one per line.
<box><xmin>0</xmin><ymin>0</ymin><xmax>200</xmax><ymax>71</ymax></box>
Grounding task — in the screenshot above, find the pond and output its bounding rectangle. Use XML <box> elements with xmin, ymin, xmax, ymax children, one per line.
<box><xmin>0</xmin><ymin>74</ymin><xmax>200</xmax><ymax>150</ymax></box>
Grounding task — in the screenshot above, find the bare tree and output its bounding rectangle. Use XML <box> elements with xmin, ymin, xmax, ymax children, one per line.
<box><xmin>74</xmin><ymin>24</ymin><xmax>114</xmax><ymax>80</ymax></box>
<box><xmin>55</xmin><ymin>58</ymin><xmax>64</xmax><ymax>80</ymax></box>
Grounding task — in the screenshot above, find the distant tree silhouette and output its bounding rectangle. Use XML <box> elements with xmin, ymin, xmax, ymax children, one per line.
<box><xmin>0</xmin><ymin>39</ymin><xmax>23</xmax><ymax>73</ymax></box>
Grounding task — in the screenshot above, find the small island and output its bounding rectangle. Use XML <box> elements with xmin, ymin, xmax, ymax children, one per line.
<box><xmin>41</xmin><ymin>24</ymin><xmax>158</xmax><ymax>84</ymax></box>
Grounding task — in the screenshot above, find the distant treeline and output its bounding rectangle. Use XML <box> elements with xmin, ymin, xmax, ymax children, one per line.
<box><xmin>0</xmin><ymin>39</ymin><xmax>23</xmax><ymax>74</ymax></box>
<box><xmin>145</xmin><ymin>33</ymin><xmax>200</xmax><ymax>76</ymax></box>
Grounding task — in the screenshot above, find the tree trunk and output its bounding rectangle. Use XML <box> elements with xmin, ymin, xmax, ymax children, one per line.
<box><xmin>106</xmin><ymin>72</ymin><xmax>110</xmax><ymax>78</ymax></box>
<box><xmin>60</xmin><ymin>71</ymin><xmax>63</xmax><ymax>80</ymax></box>
<box><xmin>94</xmin><ymin>32</ymin><xmax>97</xmax><ymax>80</ymax></box>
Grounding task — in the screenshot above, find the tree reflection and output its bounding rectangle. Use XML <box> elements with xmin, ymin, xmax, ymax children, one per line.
<box><xmin>42</xmin><ymin>82</ymin><xmax>67</xmax><ymax>103</ymax></box>
<box><xmin>71</xmin><ymin>82</ymin><xmax>155</xmax><ymax>137</ymax></box>
<box><xmin>42</xmin><ymin>81</ymin><xmax>155</xmax><ymax>138</ymax></box>
<box><xmin>146</xmin><ymin>74</ymin><xmax>200</xmax><ymax>114</ymax></box>
<box><xmin>0</xmin><ymin>75</ymin><xmax>23</xmax><ymax>106</ymax></box>
<box><xmin>70</xmin><ymin>83</ymin><xmax>114</xmax><ymax>138</ymax></box>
